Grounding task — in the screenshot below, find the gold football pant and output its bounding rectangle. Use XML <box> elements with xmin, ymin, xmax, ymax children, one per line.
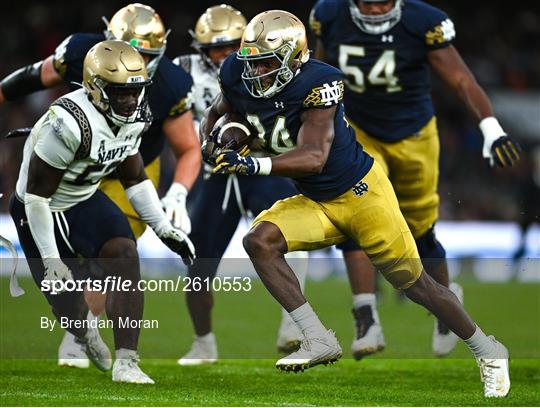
<box><xmin>252</xmin><ymin>162</ymin><xmax>423</xmax><ymax>289</ymax></box>
<box><xmin>99</xmin><ymin>158</ymin><xmax>161</xmax><ymax>239</ymax></box>
<box><xmin>352</xmin><ymin>117</ymin><xmax>440</xmax><ymax>239</ymax></box>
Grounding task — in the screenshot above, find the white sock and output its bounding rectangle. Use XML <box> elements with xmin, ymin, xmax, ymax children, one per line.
<box><xmin>352</xmin><ymin>293</ymin><xmax>380</xmax><ymax>324</ymax></box>
<box><xmin>282</xmin><ymin>251</ymin><xmax>309</xmax><ymax>321</ymax></box>
<box><xmin>289</xmin><ymin>302</ymin><xmax>327</xmax><ymax>338</ymax></box>
<box><xmin>87</xmin><ymin>310</ymin><xmax>99</xmax><ymax>323</ymax></box>
<box><xmin>464</xmin><ymin>326</ymin><xmax>500</xmax><ymax>359</ymax></box>
<box><xmin>116</xmin><ymin>348</ymin><xmax>138</xmax><ymax>360</ymax></box>
<box><xmin>197</xmin><ymin>332</ymin><xmax>215</xmax><ymax>343</ymax></box>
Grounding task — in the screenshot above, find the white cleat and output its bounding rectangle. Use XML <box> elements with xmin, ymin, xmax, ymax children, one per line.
<box><xmin>277</xmin><ymin>317</ymin><xmax>303</xmax><ymax>354</ymax></box>
<box><xmin>433</xmin><ymin>282</ymin><xmax>464</xmax><ymax>357</ymax></box>
<box><xmin>58</xmin><ymin>331</ymin><xmax>90</xmax><ymax>369</ymax></box>
<box><xmin>351</xmin><ymin>305</ymin><xmax>385</xmax><ymax>360</ymax></box>
<box><xmin>112</xmin><ymin>355</ymin><xmax>154</xmax><ymax>384</ymax></box>
<box><xmin>76</xmin><ymin>326</ymin><xmax>112</xmax><ymax>371</ymax></box>
<box><xmin>276</xmin><ymin>329</ymin><xmax>342</xmax><ymax>372</ymax></box>
<box><xmin>351</xmin><ymin>322</ymin><xmax>386</xmax><ymax>360</ymax></box>
<box><xmin>177</xmin><ymin>333</ymin><xmax>218</xmax><ymax>366</ymax></box>
<box><xmin>477</xmin><ymin>338</ymin><xmax>510</xmax><ymax>397</ymax></box>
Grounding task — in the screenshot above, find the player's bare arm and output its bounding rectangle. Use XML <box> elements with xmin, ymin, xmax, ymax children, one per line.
<box><xmin>312</xmin><ymin>38</ymin><xmax>326</xmax><ymax>61</ymax></box>
<box><xmin>428</xmin><ymin>45</ymin><xmax>493</xmax><ymax>121</ymax></box>
<box><xmin>26</xmin><ymin>153</ymin><xmax>65</xmax><ymax>198</ymax></box>
<box><xmin>116</xmin><ymin>153</ymin><xmax>148</xmax><ymax>190</ymax></box>
<box><xmin>428</xmin><ymin>45</ymin><xmax>521</xmax><ymax>167</ymax></box>
<box><xmin>269</xmin><ymin>107</ymin><xmax>336</xmax><ymax>177</ymax></box>
<box><xmin>199</xmin><ymin>92</ymin><xmax>236</xmax><ymax>164</ymax></box>
<box><xmin>163</xmin><ymin>111</ymin><xmax>201</xmax><ymax>190</ymax></box>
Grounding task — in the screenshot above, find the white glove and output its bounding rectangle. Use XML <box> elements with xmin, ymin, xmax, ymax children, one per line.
<box><xmin>43</xmin><ymin>258</ymin><xmax>73</xmax><ymax>294</ymax></box>
<box><xmin>161</xmin><ymin>183</ymin><xmax>191</xmax><ymax>234</ymax></box>
<box><xmin>155</xmin><ymin>224</ymin><xmax>196</xmax><ymax>266</ymax></box>
<box><xmin>479</xmin><ymin>117</ymin><xmax>521</xmax><ymax>167</ymax></box>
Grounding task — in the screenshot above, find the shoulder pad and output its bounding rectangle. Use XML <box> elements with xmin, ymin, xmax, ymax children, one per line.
<box><xmin>50</xmin><ymin>98</ymin><xmax>92</xmax><ymax>159</ymax></box>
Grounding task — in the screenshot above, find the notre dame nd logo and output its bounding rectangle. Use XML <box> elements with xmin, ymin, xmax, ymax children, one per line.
<box><xmin>303</xmin><ymin>80</ymin><xmax>344</xmax><ymax>108</ymax></box>
<box><xmin>352</xmin><ymin>180</ymin><xmax>368</xmax><ymax>197</ymax></box>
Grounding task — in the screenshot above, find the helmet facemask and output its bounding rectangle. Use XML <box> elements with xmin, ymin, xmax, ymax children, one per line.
<box><xmin>237</xmin><ymin>42</ymin><xmax>298</xmax><ymax>99</ymax></box>
<box><xmin>349</xmin><ymin>0</ymin><xmax>402</xmax><ymax>35</ymax></box>
<box><xmin>88</xmin><ymin>76</ymin><xmax>152</xmax><ymax>127</ymax></box>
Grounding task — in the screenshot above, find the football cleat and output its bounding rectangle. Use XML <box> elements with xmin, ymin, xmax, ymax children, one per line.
<box><xmin>351</xmin><ymin>305</ymin><xmax>386</xmax><ymax>360</ymax></box>
<box><xmin>177</xmin><ymin>333</ymin><xmax>218</xmax><ymax>366</ymax></box>
<box><xmin>112</xmin><ymin>354</ymin><xmax>154</xmax><ymax>384</ymax></box>
<box><xmin>433</xmin><ymin>282</ymin><xmax>464</xmax><ymax>357</ymax></box>
<box><xmin>58</xmin><ymin>331</ymin><xmax>90</xmax><ymax>369</ymax></box>
<box><xmin>75</xmin><ymin>326</ymin><xmax>112</xmax><ymax>371</ymax></box>
<box><xmin>276</xmin><ymin>329</ymin><xmax>342</xmax><ymax>373</ymax></box>
<box><xmin>477</xmin><ymin>338</ymin><xmax>510</xmax><ymax>397</ymax></box>
<box><xmin>276</xmin><ymin>317</ymin><xmax>303</xmax><ymax>354</ymax></box>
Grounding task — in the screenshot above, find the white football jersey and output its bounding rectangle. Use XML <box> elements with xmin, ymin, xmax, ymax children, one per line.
<box><xmin>173</xmin><ymin>54</ymin><xmax>221</xmax><ymax>122</ymax></box>
<box><xmin>16</xmin><ymin>88</ymin><xmax>146</xmax><ymax>211</ymax></box>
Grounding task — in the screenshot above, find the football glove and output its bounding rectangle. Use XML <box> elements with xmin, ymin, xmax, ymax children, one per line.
<box><xmin>43</xmin><ymin>258</ymin><xmax>73</xmax><ymax>294</ymax></box>
<box><xmin>161</xmin><ymin>183</ymin><xmax>191</xmax><ymax>234</ymax></box>
<box><xmin>157</xmin><ymin>227</ymin><xmax>196</xmax><ymax>266</ymax></box>
<box><xmin>201</xmin><ymin>139</ymin><xmax>220</xmax><ymax>166</ymax></box>
<box><xmin>480</xmin><ymin>117</ymin><xmax>521</xmax><ymax>167</ymax></box>
<box><xmin>214</xmin><ymin>146</ymin><xmax>267</xmax><ymax>176</ymax></box>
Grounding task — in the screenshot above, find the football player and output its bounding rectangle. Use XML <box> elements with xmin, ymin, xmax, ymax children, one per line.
<box><xmin>309</xmin><ymin>0</ymin><xmax>521</xmax><ymax>359</ymax></box>
<box><xmin>172</xmin><ymin>5</ymin><xmax>306</xmax><ymax>365</ymax></box>
<box><xmin>9</xmin><ymin>40</ymin><xmax>195</xmax><ymax>384</ymax></box>
<box><xmin>202</xmin><ymin>10</ymin><xmax>510</xmax><ymax>398</ymax></box>
<box><xmin>0</xmin><ymin>3</ymin><xmax>200</xmax><ymax>367</ymax></box>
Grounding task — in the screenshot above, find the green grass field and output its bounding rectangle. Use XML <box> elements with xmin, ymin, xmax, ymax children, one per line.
<box><xmin>1</xmin><ymin>276</ymin><xmax>539</xmax><ymax>406</ymax></box>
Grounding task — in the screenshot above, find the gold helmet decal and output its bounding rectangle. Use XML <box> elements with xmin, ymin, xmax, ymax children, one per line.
<box><xmin>103</xmin><ymin>3</ymin><xmax>169</xmax><ymax>77</ymax></box>
<box><xmin>238</xmin><ymin>10</ymin><xmax>310</xmax><ymax>98</ymax></box>
<box><xmin>192</xmin><ymin>4</ymin><xmax>247</xmax><ymax>47</ymax></box>
<box><xmin>83</xmin><ymin>40</ymin><xmax>151</xmax><ymax>126</ymax></box>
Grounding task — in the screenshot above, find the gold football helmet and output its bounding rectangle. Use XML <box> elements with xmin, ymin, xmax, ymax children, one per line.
<box><xmin>237</xmin><ymin>10</ymin><xmax>310</xmax><ymax>98</ymax></box>
<box><xmin>190</xmin><ymin>4</ymin><xmax>247</xmax><ymax>72</ymax></box>
<box><xmin>103</xmin><ymin>3</ymin><xmax>169</xmax><ymax>77</ymax></box>
<box><xmin>83</xmin><ymin>40</ymin><xmax>152</xmax><ymax>126</ymax></box>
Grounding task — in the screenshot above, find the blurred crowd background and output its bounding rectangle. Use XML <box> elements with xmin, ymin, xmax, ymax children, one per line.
<box><xmin>1</xmin><ymin>0</ymin><xmax>539</xmax><ymax>226</ymax></box>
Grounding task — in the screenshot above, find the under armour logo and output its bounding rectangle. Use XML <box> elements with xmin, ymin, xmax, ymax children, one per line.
<box><xmin>352</xmin><ymin>181</ymin><xmax>369</xmax><ymax>197</ymax></box>
<box><xmin>382</xmin><ymin>35</ymin><xmax>394</xmax><ymax>43</ymax></box>
<box><xmin>275</xmin><ymin>101</ymin><xmax>284</xmax><ymax>109</ymax></box>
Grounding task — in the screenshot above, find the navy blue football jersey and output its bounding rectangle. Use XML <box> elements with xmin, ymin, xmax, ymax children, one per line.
<box><xmin>310</xmin><ymin>0</ymin><xmax>455</xmax><ymax>142</ymax></box>
<box><xmin>53</xmin><ymin>33</ymin><xmax>194</xmax><ymax>164</ymax></box>
<box><xmin>219</xmin><ymin>54</ymin><xmax>373</xmax><ymax>201</ymax></box>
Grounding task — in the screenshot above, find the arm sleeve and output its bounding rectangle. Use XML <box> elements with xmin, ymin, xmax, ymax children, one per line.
<box><xmin>33</xmin><ymin>109</ymin><xmax>78</xmax><ymax>169</ymax></box>
<box><xmin>24</xmin><ymin>193</ymin><xmax>60</xmax><ymax>259</ymax></box>
<box><xmin>125</xmin><ymin>179</ymin><xmax>170</xmax><ymax>235</ymax></box>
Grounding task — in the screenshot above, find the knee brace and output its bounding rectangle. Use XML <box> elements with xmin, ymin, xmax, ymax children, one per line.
<box><xmin>415</xmin><ymin>227</ymin><xmax>446</xmax><ymax>260</ymax></box>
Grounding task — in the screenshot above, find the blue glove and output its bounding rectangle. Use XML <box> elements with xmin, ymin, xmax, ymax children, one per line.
<box><xmin>213</xmin><ymin>146</ymin><xmax>259</xmax><ymax>175</ymax></box>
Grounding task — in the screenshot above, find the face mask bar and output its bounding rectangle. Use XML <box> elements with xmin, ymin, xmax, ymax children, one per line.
<box><xmin>349</xmin><ymin>0</ymin><xmax>402</xmax><ymax>35</ymax></box>
<box><xmin>94</xmin><ymin>79</ymin><xmax>153</xmax><ymax>126</ymax></box>
<box><xmin>237</xmin><ymin>44</ymin><xmax>295</xmax><ymax>99</ymax></box>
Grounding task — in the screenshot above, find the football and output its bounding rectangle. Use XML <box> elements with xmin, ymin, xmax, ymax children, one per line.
<box><xmin>211</xmin><ymin>112</ymin><xmax>255</xmax><ymax>150</ymax></box>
